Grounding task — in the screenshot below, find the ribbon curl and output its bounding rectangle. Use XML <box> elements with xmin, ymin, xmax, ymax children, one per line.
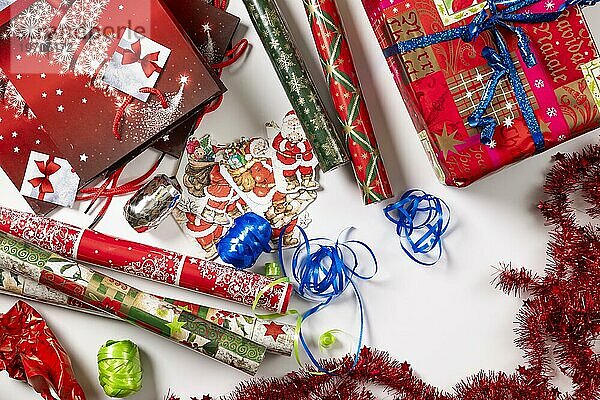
<box><xmin>384</xmin><ymin>189</ymin><xmax>450</xmax><ymax>266</ymax></box>
<box><xmin>277</xmin><ymin>227</ymin><xmax>377</xmax><ymax>374</ymax></box>
<box><xmin>383</xmin><ymin>0</ymin><xmax>599</xmax><ymax>150</ymax></box>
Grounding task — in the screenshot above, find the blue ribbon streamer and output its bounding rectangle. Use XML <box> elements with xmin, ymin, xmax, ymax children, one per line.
<box><xmin>384</xmin><ymin>189</ymin><xmax>450</xmax><ymax>266</ymax></box>
<box><xmin>383</xmin><ymin>0</ymin><xmax>599</xmax><ymax>150</ymax></box>
<box><xmin>278</xmin><ymin>226</ymin><xmax>377</xmax><ymax>374</ymax></box>
<box><xmin>218</xmin><ymin>212</ymin><xmax>272</xmax><ymax>270</ymax></box>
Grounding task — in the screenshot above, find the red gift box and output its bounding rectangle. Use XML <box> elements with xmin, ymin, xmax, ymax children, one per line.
<box><xmin>363</xmin><ymin>0</ymin><xmax>600</xmax><ymax>186</ymax></box>
<box><xmin>0</xmin><ymin>0</ymin><xmax>225</xmax><ymax>210</ymax></box>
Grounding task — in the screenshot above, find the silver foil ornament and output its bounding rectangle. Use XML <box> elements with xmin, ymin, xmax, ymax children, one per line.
<box><xmin>124</xmin><ymin>174</ymin><xmax>181</xmax><ymax>233</ymax></box>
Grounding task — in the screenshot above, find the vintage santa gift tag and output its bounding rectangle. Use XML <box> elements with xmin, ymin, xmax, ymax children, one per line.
<box><xmin>220</xmin><ymin>137</ymin><xmax>278</xmax><ymax>212</ymax></box>
<box><xmin>103</xmin><ymin>29</ymin><xmax>171</xmax><ymax>102</ymax></box>
<box><xmin>174</xmin><ymin>112</ymin><xmax>321</xmax><ymax>260</ymax></box>
<box><xmin>20</xmin><ymin>151</ymin><xmax>79</xmax><ymax>207</ymax></box>
<box><xmin>266</xmin><ymin>111</ymin><xmax>319</xmax><ymax>194</ymax></box>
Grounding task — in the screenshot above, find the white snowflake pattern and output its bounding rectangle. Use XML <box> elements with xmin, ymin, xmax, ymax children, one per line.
<box><xmin>6</xmin><ymin>3</ymin><xmax>57</xmax><ymax>42</ymax></box>
<box><xmin>73</xmin><ymin>31</ymin><xmax>112</xmax><ymax>77</ymax></box>
<box><xmin>546</xmin><ymin>107</ymin><xmax>558</xmax><ymax>117</ymax></box>
<box><xmin>545</xmin><ymin>0</ymin><xmax>555</xmax><ymax>9</ymax></box>
<box><xmin>277</xmin><ymin>52</ymin><xmax>294</xmax><ymax>72</ymax></box>
<box><xmin>3</xmin><ymin>82</ymin><xmax>35</xmax><ymax>119</ymax></box>
<box><xmin>0</xmin><ymin>208</ymin><xmax>81</xmax><ymax>257</ymax></box>
<box><xmin>9</xmin><ymin>0</ymin><xmax>110</xmax><ymax>74</ymax></box>
<box><xmin>289</xmin><ymin>73</ymin><xmax>306</xmax><ymax>95</ymax></box>
<box><xmin>122</xmin><ymin>253</ymin><xmax>180</xmax><ymax>284</ymax></box>
<box><xmin>487</xmin><ymin>139</ymin><xmax>497</xmax><ymax>149</ymax></box>
<box><xmin>534</xmin><ymin>79</ymin><xmax>545</xmax><ymax>89</ymax></box>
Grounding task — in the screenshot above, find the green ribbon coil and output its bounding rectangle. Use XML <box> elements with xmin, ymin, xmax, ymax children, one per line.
<box><xmin>97</xmin><ymin>340</ymin><xmax>143</xmax><ymax>398</ymax></box>
<box><xmin>264</xmin><ymin>262</ymin><xmax>283</xmax><ymax>279</ymax></box>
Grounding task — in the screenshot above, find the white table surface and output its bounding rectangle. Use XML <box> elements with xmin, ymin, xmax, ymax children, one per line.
<box><xmin>1</xmin><ymin>1</ymin><xmax>600</xmax><ymax>399</ymax></box>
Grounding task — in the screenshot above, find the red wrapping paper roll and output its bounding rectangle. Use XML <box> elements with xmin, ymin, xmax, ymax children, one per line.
<box><xmin>0</xmin><ymin>207</ymin><xmax>292</xmax><ymax>313</ymax></box>
<box><xmin>303</xmin><ymin>0</ymin><xmax>393</xmax><ymax>204</ymax></box>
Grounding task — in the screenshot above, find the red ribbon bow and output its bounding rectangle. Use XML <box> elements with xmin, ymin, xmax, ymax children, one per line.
<box><xmin>28</xmin><ymin>158</ymin><xmax>61</xmax><ymax>200</ymax></box>
<box><xmin>118</xmin><ymin>39</ymin><xmax>163</xmax><ymax>78</ymax></box>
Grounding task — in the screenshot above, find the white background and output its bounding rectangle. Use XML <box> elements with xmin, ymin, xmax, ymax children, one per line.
<box><xmin>1</xmin><ymin>1</ymin><xmax>599</xmax><ymax>399</ymax></box>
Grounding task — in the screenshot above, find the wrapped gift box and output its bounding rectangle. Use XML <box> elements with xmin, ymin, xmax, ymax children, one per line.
<box><xmin>363</xmin><ymin>0</ymin><xmax>600</xmax><ymax>186</ymax></box>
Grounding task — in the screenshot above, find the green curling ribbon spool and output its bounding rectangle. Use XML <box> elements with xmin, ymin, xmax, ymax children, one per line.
<box><xmin>264</xmin><ymin>262</ymin><xmax>283</xmax><ymax>278</ymax></box>
<box><xmin>97</xmin><ymin>340</ymin><xmax>143</xmax><ymax>398</ymax></box>
<box><xmin>318</xmin><ymin>329</ymin><xmax>342</xmax><ymax>351</ymax></box>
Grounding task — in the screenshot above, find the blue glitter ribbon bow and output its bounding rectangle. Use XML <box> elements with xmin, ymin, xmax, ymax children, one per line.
<box><xmin>383</xmin><ymin>0</ymin><xmax>596</xmax><ymax>150</ymax></box>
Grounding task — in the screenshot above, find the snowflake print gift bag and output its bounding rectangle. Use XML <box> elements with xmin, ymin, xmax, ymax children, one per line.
<box><xmin>0</xmin><ymin>0</ymin><xmax>225</xmax><ymax>201</ymax></box>
<box><xmin>362</xmin><ymin>0</ymin><xmax>600</xmax><ymax>187</ymax></box>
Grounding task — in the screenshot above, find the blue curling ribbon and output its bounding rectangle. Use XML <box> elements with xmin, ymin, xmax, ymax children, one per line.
<box><xmin>218</xmin><ymin>212</ymin><xmax>272</xmax><ymax>270</ymax></box>
<box><xmin>383</xmin><ymin>0</ymin><xmax>600</xmax><ymax>150</ymax></box>
<box><xmin>278</xmin><ymin>226</ymin><xmax>377</xmax><ymax>374</ymax></box>
<box><xmin>384</xmin><ymin>190</ymin><xmax>450</xmax><ymax>266</ymax></box>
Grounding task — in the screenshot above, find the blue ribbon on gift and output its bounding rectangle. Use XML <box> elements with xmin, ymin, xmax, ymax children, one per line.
<box><xmin>383</xmin><ymin>0</ymin><xmax>597</xmax><ymax>150</ymax></box>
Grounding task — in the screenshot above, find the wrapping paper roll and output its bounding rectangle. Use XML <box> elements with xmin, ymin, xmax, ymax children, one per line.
<box><xmin>302</xmin><ymin>0</ymin><xmax>393</xmax><ymax>204</ymax></box>
<box><xmin>0</xmin><ymin>268</ymin><xmax>295</xmax><ymax>355</ymax></box>
<box><xmin>0</xmin><ymin>232</ymin><xmax>266</xmax><ymax>375</ymax></box>
<box><xmin>0</xmin><ymin>207</ymin><xmax>293</xmax><ymax>313</ymax></box>
<box><xmin>242</xmin><ymin>0</ymin><xmax>349</xmax><ymax>172</ymax></box>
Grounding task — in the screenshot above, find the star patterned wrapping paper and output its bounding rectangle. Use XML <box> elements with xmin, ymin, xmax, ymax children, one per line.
<box><xmin>0</xmin><ymin>0</ymin><xmax>225</xmax><ymax>211</ymax></box>
<box><xmin>0</xmin><ymin>268</ymin><xmax>295</xmax><ymax>355</ymax></box>
<box><xmin>0</xmin><ymin>232</ymin><xmax>268</xmax><ymax>375</ymax></box>
<box><xmin>363</xmin><ymin>0</ymin><xmax>600</xmax><ymax>186</ymax></box>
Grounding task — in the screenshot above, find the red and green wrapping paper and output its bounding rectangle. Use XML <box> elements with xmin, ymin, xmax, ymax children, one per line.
<box><xmin>363</xmin><ymin>0</ymin><xmax>600</xmax><ymax>186</ymax></box>
<box><xmin>0</xmin><ymin>232</ymin><xmax>267</xmax><ymax>375</ymax></box>
<box><xmin>0</xmin><ymin>268</ymin><xmax>295</xmax><ymax>355</ymax></box>
<box><xmin>0</xmin><ymin>207</ymin><xmax>293</xmax><ymax>313</ymax></box>
<box><xmin>303</xmin><ymin>0</ymin><xmax>393</xmax><ymax>204</ymax></box>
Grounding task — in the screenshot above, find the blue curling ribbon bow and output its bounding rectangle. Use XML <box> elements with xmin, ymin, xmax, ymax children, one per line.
<box><xmin>278</xmin><ymin>226</ymin><xmax>377</xmax><ymax>374</ymax></box>
<box><xmin>384</xmin><ymin>190</ymin><xmax>450</xmax><ymax>266</ymax></box>
<box><xmin>383</xmin><ymin>0</ymin><xmax>599</xmax><ymax>150</ymax></box>
<box><xmin>218</xmin><ymin>212</ymin><xmax>272</xmax><ymax>270</ymax></box>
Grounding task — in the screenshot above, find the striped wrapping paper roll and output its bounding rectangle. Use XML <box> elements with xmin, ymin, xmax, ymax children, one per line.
<box><xmin>242</xmin><ymin>0</ymin><xmax>349</xmax><ymax>172</ymax></box>
<box><xmin>0</xmin><ymin>267</ymin><xmax>295</xmax><ymax>355</ymax></box>
<box><xmin>0</xmin><ymin>207</ymin><xmax>292</xmax><ymax>313</ymax></box>
<box><xmin>302</xmin><ymin>0</ymin><xmax>394</xmax><ymax>204</ymax></box>
<box><xmin>0</xmin><ymin>232</ymin><xmax>266</xmax><ymax>375</ymax></box>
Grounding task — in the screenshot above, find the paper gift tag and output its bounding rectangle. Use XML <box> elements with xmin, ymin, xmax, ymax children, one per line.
<box><xmin>102</xmin><ymin>28</ymin><xmax>171</xmax><ymax>101</ymax></box>
<box><xmin>266</xmin><ymin>111</ymin><xmax>319</xmax><ymax>194</ymax></box>
<box><xmin>20</xmin><ymin>151</ymin><xmax>79</xmax><ymax>207</ymax></box>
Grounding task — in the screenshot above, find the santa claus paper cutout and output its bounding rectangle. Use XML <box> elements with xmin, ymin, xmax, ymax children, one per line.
<box><xmin>173</xmin><ymin>111</ymin><xmax>319</xmax><ymax>261</ymax></box>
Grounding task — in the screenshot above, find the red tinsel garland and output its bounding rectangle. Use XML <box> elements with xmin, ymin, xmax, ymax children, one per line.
<box><xmin>168</xmin><ymin>145</ymin><xmax>600</xmax><ymax>399</ymax></box>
